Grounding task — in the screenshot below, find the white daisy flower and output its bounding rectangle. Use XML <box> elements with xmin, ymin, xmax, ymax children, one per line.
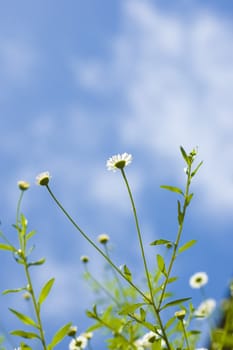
<box><xmin>36</xmin><ymin>171</ymin><xmax>51</xmax><ymax>186</ymax></box>
<box><xmin>69</xmin><ymin>335</ymin><xmax>88</xmax><ymax>350</ymax></box>
<box><xmin>134</xmin><ymin>331</ymin><xmax>161</xmax><ymax>349</ymax></box>
<box><xmin>194</xmin><ymin>298</ymin><xmax>216</xmax><ymax>319</ymax></box>
<box><xmin>106</xmin><ymin>153</ymin><xmax>132</xmax><ymax>172</ymax></box>
<box><xmin>141</xmin><ymin>331</ymin><xmax>157</xmax><ymax>346</ymax></box>
<box><xmin>189</xmin><ymin>272</ymin><xmax>208</xmax><ymax>289</ymax></box>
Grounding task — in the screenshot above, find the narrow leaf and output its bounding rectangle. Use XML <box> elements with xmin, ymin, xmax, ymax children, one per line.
<box><xmin>86</xmin><ymin>322</ymin><xmax>102</xmax><ymax>332</ymax></box>
<box><xmin>48</xmin><ymin>322</ymin><xmax>72</xmax><ymax>350</ymax></box>
<box><xmin>0</xmin><ymin>243</ymin><xmax>15</xmax><ymax>251</ymax></box>
<box><xmin>119</xmin><ymin>303</ymin><xmax>145</xmax><ymax>315</ymax></box>
<box><xmin>156</xmin><ymin>254</ymin><xmax>167</xmax><ymax>276</ymax></box>
<box><xmin>9</xmin><ymin>308</ymin><xmax>38</xmax><ymax>328</ymax></box>
<box><xmin>26</xmin><ymin>230</ymin><xmax>36</xmax><ymax>241</ymax></box>
<box><xmin>123</xmin><ymin>265</ymin><xmax>132</xmax><ymax>282</ymax></box>
<box><xmin>139</xmin><ymin>320</ymin><xmax>158</xmax><ymax>332</ymax></box>
<box><xmin>160</xmin><ymin>297</ymin><xmax>191</xmax><ymax>311</ymax></box>
<box><xmin>167</xmin><ymin>276</ymin><xmax>178</xmax><ymax>284</ymax></box>
<box><xmin>165</xmin><ymin>316</ymin><xmax>176</xmax><ymax>330</ymax></box>
<box><xmin>38</xmin><ymin>278</ymin><xmax>55</xmax><ymax>306</ymax></box>
<box><xmin>150</xmin><ymin>239</ymin><xmax>173</xmax><ymax>246</ymax></box>
<box><xmin>2</xmin><ymin>287</ymin><xmax>26</xmax><ymax>295</ymax></box>
<box><xmin>160</xmin><ymin>185</ymin><xmax>184</xmax><ymax>196</ymax></box>
<box><xmin>180</xmin><ymin>146</ymin><xmax>190</xmax><ymax>165</ymax></box>
<box><xmin>10</xmin><ymin>330</ymin><xmax>40</xmax><ymax>339</ymax></box>
<box><xmin>191</xmin><ymin>161</ymin><xmax>203</xmax><ymax>178</ymax></box>
<box><xmin>139</xmin><ymin>307</ymin><xmax>146</xmax><ymax>321</ymax></box>
<box><xmin>186</xmin><ymin>193</ymin><xmax>194</xmax><ymax>206</ymax></box>
<box><xmin>178</xmin><ymin>240</ymin><xmax>197</xmax><ymax>254</ymax></box>
<box><xmin>28</xmin><ymin>258</ymin><xmax>46</xmax><ymax>268</ymax></box>
<box><xmin>177</xmin><ymin>200</ymin><xmax>183</xmax><ymax>225</ymax></box>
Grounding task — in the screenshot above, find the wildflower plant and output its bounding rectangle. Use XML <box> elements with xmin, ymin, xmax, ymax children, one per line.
<box><xmin>0</xmin><ymin>183</ymin><xmax>72</xmax><ymax>350</ymax></box>
<box><xmin>0</xmin><ymin>146</ymin><xmax>231</xmax><ymax>349</ymax></box>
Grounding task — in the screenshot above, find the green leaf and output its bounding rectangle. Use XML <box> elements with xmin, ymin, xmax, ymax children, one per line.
<box><xmin>160</xmin><ymin>185</ymin><xmax>184</xmax><ymax>196</ymax></box>
<box><xmin>186</xmin><ymin>193</ymin><xmax>194</xmax><ymax>206</ymax></box>
<box><xmin>86</xmin><ymin>305</ymin><xmax>98</xmax><ymax>319</ymax></box>
<box><xmin>26</xmin><ymin>230</ymin><xmax>36</xmax><ymax>241</ymax></box>
<box><xmin>139</xmin><ymin>320</ymin><xmax>158</xmax><ymax>332</ymax></box>
<box><xmin>156</xmin><ymin>254</ymin><xmax>167</xmax><ymax>276</ymax></box>
<box><xmin>2</xmin><ymin>287</ymin><xmax>26</xmax><ymax>295</ymax></box>
<box><xmin>122</xmin><ymin>265</ymin><xmax>132</xmax><ymax>282</ymax></box>
<box><xmin>139</xmin><ymin>307</ymin><xmax>146</xmax><ymax>321</ymax></box>
<box><xmin>167</xmin><ymin>276</ymin><xmax>178</xmax><ymax>284</ymax></box>
<box><xmin>9</xmin><ymin>308</ymin><xmax>38</xmax><ymax>328</ymax></box>
<box><xmin>86</xmin><ymin>322</ymin><xmax>103</xmax><ymax>332</ymax></box>
<box><xmin>177</xmin><ymin>200</ymin><xmax>183</xmax><ymax>225</ymax></box>
<box><xmin>19</xmin><ymin>344</ymin><xmax>32</xmax><ymax>350</ymax></box>
<box><xmin>150</xmin><ymin>239</ymin><xmax>173</xmax><ymax>246</ymax></box>
<box><xmin>0</xmin><ymin>243</ymin><xmax>15</xmax><ymax>251</ymax></box>
<box><xmin>28</xmin><ymin>258</ymin><xmax>46</xmax><ymax>268</ymax></box>
<box><xmin>180</xmin><ymin>146</ymin><xmax>190</xmax><ymax>165</ymax></box>
<box><xmin>165</xmin><ymin>316</ymin><xmax>176</xmax><ymax>330</ymax></box>
<box><xmin>191</xmin><ymin>161</ymin><xmax>203</xmax><ymax>178</ymax></box>
<box><xmin>10</xmin><ymin>330</ymin><xmax>40</xmax><ymax>339</ymax></box>
<box><xmin>178</xmin><ymin>240</ymin><xmax>197</xmax><ymax>254</ymax></box>
<box><xmin>119</xmin><ymin>303</ymin><xmax>145</xmax><ymax>315</ymax></box>
<box><xmin>48</xmin><ymin>322</ymin><xmax>72</xmax><ymax>350</ymax></box>
<box><xmin>160</xmin><ymin>297</ymin><xmax>191</xmax><ymax>311</ymax></box>
<box><xmin>38</xmin><ymin>278</ymin><xmax>55</xmax><ymax>306</ymax></box>
<box><xmin>188</xmin><ymin>330</ymin><xmax>201</xmax><ymax>335</ymax></box>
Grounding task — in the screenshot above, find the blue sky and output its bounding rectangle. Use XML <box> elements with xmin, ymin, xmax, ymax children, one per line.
<box><xmin>1</xmin><ymin>0</ymin><xmax>233</xmax><ymax>349</ymax></box>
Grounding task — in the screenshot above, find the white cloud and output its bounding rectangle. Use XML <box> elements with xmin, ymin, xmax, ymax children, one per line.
<box><xmin>73</xmin><ymin>0</ymin><xmax>233</xmax><ymax>214</ymax></box>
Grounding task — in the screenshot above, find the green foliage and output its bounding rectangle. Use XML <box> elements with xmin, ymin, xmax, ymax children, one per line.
<box><xmin>38</xmin><ymin>278</ymin><xmax>55</xmax><ymax>306</ymax></box>
<box><xmin>0</xmin><ymin>195</ymin><xmax>70</xmax><ymax>350</ymax></box>
<box><xmin>1</xmin><ymin>147</ymin><xmax>229</xmax><ymax>349</ymax></box>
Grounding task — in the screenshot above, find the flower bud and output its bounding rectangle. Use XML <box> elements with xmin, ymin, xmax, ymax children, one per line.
<box><xmin>80</xmin><ymin>255</ymin><xmax>89</xmax><ymax>263</ymax></box>
<box><xmin>98</xmin><ymin>233</ymin><xmax>109</xmax><ymax>244</ymax></box>
<box><xmin>175</xmin><ymin>309</ymin><xmax>186</xmax><ymax>320</ymax></box>
<box><xmin>67</xmin><ymin>325</ymin><xmax>78</xmax><ymax>337</ymax></box>
<box><xmin>36</xmin><ymin>172</ymin><xmax>51</xmax><ymax>186</ymax></box>
<box><xmin>17</xmin><ymin>181</ymin><xmax>30</xmax><ymax>191</ymax></box>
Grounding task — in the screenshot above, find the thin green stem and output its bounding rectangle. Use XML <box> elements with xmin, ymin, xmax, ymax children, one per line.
<box><xmin>16</xmin><ymin>191</ymin><xmax>24</xmax><ymax>226</ymax></box>
<box><xmin>120</xmin><ymin>169</ymin><xmax>171</xmax><ymax>350</ymax></box>
<box><xmin>158</xmin><ymin>166</ymin><xmax>192</xmax><ymax>310</ymax></box>
<box><xmin>181</xmin><ymin>320</ymin><xmax>190</xmax><ymax>350</ymax></box>
<box><xmin>45</xmin><ymin>185</ymin><xmax>149</xmax><ymax>302</ymax></box>
<box><xmin>23</xmin><ymin>260</ymin><xmax>47</xmax><ymax>350</ymax></box>
<box><xmin>103</xmin><ymin>244</ymin><xmax>128</xmax><ymax>303</ymax></box>
<box><xmin>120</xmin><ymin>169</ymin><xmax>154</xmax><ymax>300</ymax></box>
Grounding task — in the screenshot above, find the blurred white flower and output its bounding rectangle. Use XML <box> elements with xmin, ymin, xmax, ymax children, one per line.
<box><xmin>195</xmin><ymin>298</ymin><xmax>216</xmax><ymax>318</ymax></box>
<box><xmin>189</xmin><ymin>272</ymin><xmax>208</xmax><ymax>289</ymax></box>
<box><xmin>134</xmin><ymin>331</ymin><xmax>162</xmax><ymax>349</ymax></box>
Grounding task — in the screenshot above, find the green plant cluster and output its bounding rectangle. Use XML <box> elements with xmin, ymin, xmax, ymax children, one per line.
<box><xmin>0</xmin><ymin>147</ymin><xmax>231</xmax><ymax>350</ymax></box>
